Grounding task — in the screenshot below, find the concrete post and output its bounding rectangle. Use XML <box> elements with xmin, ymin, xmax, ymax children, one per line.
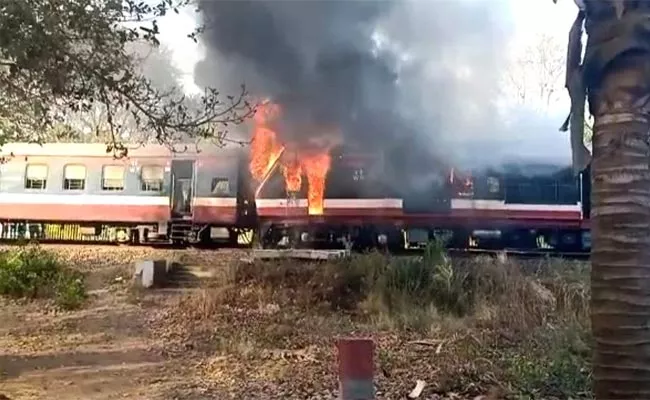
<box><xmin>337</xmin><ymin>338</ymin><xmax>374</xmax><ymax>400</ymax></box>
<box><xmin>134</xmin><ymin>260</ymin><xmax>167</xmax><ymax>288</ymax></box>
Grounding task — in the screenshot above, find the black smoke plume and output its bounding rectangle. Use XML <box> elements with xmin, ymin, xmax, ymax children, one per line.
<box><xmin>194</xmin><ymin>0</ymin><xmax>572</xmax><ymax>192</ymax></box>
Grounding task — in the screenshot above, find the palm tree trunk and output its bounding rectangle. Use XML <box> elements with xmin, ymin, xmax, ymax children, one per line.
<box><xmin>589</xmin><ymin>51</ymin><xmax>650</xmax><ymax>398</ymax></box>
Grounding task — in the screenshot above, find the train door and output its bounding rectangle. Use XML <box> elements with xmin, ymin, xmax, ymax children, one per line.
<box><xmin>170</xmin><ymin>160</ymin><xmax>195</xmax><ymax>218</ymax></box>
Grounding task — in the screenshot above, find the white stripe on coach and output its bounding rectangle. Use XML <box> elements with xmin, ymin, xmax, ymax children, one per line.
<box><xmin>451</xmin><ymin>199</ymin><xmax>582</xmax><ymax>212</ymax></box>
<box><xmin>0</xmin><ymin>193</ymin><xmax>240</xmax><ymax>207</ymax></box>
<box><xmin>0</xmin><ymin>194</ymin><xmax>580</xmax><ymax>213</ymax></box>
<box><xmin>255</xmin><ymin>198</ymin><xmax>403</xmax><ymax>208</ymax></box>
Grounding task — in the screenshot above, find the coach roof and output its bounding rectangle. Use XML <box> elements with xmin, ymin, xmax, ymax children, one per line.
<box><xmin>0</xmin><ymin>142</ymin><xmax>244</xmax><ymax>158</ymax></box>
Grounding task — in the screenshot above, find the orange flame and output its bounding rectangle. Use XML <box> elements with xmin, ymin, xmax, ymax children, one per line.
<box><xmin>250</xmin><ymin>102</ymin><xmax>283</xmax><ymax>182</ymax></box>
<box><xmin>282</xmin><ymin>155</ymin><xmax>302</xmax><ymax>193</ymax></box>
<box><xmin>248</xmin><ymin>100</ymin><xmax>334</xmax><ymax>215</ymax></box>
<box><xmin>300</xmin><ymin>152</ymin><xmax>331</xmax><ymax>215</ymax></box>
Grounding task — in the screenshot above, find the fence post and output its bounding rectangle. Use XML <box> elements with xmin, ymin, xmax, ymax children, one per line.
<box><xmin>337</xmin><ymin>338</ymin><xmax>374</xmax><ymax>400</ymax></box>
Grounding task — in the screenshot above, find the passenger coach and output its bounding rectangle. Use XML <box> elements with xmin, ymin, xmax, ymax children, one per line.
<box><xmin>0</xmin><ymin>142</ymin><xmax>246</xmax><ymax>244</ymax></box>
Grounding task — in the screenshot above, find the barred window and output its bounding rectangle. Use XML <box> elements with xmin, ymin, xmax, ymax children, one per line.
<box><xmin>102</xmin><ymin>165</ymin><xmax>125</xmax><ymax>191</ymax></box>
<box><xmin>140</xmin><ymin>165</ymin><xmax>164</xmax><ymax>192</ymax></box>
<box><xmin>25</xmin><ymin>164</ymin><xmax>48</xmax><ymax>189</ymax></box>
<box><xmin>487</xmin><ymin>177</ymin><xmax>500</xmax><ymax>193</ymax></box>
<box><xmin>63</xmin><ymin>164</ymin><xmax>86</xmax><ymax>190</ymax></box>
<box><xmin>211</xmin><ymin>177</ymin><xmax>230</xmax><ymax>196</ymax></box>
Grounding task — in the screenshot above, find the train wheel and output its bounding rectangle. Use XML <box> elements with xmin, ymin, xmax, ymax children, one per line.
<box><xmin>449</xmin><ymin>229</ymin><xmax>470</xmax><ymax>249</ymax></box>
<box><xmin>556</xmin><ymin>230</ymin><xmax>581</xmax><ymax>252</ymax></box>
<box><xmin>506</xmin><ymin>229</ymin><xmax>537</xmax><ymax>251</ymax></box>
<box><xmin>116</xmin><ymin>228</ymin><xmax>130</xmax><ymax>245</ymax></box>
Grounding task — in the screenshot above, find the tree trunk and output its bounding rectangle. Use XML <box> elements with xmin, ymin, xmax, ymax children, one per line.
<box><xmin>589</xmin><ymin>51</ymin><xmax>650</xmax><ymax>398</ymax></box>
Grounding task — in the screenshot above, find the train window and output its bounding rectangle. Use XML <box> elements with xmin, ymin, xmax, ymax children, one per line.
<box><xmin>63</xmin><ymin>164</ymin><xmax>86</xmax><ymax>190</ymax></box>
<box><xmin>487</xmin><ymin>177</ymin><xmax>500</xmax><ymax>193</ymax></box>
<box><xmin>102</xmin><ymin>165</ymin><xmax>125</xmax><ymax>191</ymax></box>
<box><xmin>140</xmin><ymin>165</ymin><xmax>164</xmax><ymax>192</ymax></box>
<box><xmin>25</xmin><ymin>164</ymin><xmax>48</xmax><ymax>190</ymax></box>
<box><xmin>211</xmin><ymin>178</ymin><xmax>230</xmax><ymax>196</ymax></box>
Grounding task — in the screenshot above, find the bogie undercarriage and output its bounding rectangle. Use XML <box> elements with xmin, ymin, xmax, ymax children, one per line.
<box><xmin>0</xmin><ymin>219</ymin><xmax>590</xmax><ymax>255</ymax></box>
<box><xmin>0</xmin><ymin>220</ymin><xmax>248</xmax><ymax>247</ymax></box>
<box><xmin>257</xmin><ymin>221</ymin><xmax>591</xmax><ymax>254</ymax></box>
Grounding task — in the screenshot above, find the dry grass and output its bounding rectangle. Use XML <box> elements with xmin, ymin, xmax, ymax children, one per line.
<box><xmin>155</xmin><ymin>245</ymin><xmax>592</xmax><ymax>399</ymax></box>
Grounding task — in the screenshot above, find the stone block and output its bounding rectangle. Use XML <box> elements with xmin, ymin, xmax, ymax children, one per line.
<box><xmin>134</xmin><ymin>260</ymin><xmax>167</xmax><ymax>288</ymax></box>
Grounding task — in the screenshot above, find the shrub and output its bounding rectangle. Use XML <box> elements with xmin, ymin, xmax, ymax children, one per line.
<box><xmin>0</xmin><ymin>244</ymin><xmax>86</xmax><ymax>310</ymax></box>
<box><xmin>353</xmin><ymin>240</ymin><xmax>474</xmax><ymax>318</ymax></box>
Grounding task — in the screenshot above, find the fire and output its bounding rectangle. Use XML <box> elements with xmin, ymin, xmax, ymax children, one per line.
<box><xmin>300</xmin><ymin>152</ymin><xmax>331</xmax><ymax>215</ymax></box>
<box><xmin>249</xmin><ymin>100</ymin><xmax>333</xmax><ymax>215</ymax></box>
<box><xmin>250</xmin><ymin>102</ymin><xmax>284</xmax><ymax>182</ymax></box>
<box><xmin>282</xmin><ymin>155</ymin><xmax>302</xmax><ymax>193</ymax></box>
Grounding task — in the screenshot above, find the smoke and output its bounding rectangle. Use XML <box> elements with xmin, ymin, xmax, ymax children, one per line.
<box><xmin>194</xmin><ymin>0</ymin><xmax>571</xmax><ymax>191</ymax></box>
<box><xmin>127</xmin><ymin>41</ymin><xmax>182</xmax><ymax>91</ymax></box>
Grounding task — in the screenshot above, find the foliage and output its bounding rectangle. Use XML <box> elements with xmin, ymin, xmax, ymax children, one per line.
<box><xmin>45</xmin><ymin>41</ymin><xmax>186</xmax><ymax>144</ymax></box>
<box><xmin>0</xmin><ymin>244</ymin><xmax>86</xmax><ymax>309</ymax></box>
<box><xmin>0</xmin><ymin>0</ymin><xmax>255</xmax><ymax>154</ymax></box>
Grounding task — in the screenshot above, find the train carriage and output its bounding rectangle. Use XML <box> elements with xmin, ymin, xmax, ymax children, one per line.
<box><xmin>0</xmin><ymin>141</ymin><xmax>593</xmax><ymax>254</ymax></box>
<box><xmin>438</xmin><ymin>163</ymin><xmax>590</xmax><ymax>252</ymax></box>
<box><xmin>0</xmin><ymin>142</ymin><xmax>243</xmax><ymax>244</ymax></box>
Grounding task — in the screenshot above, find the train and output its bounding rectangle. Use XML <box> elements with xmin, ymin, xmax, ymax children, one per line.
<box><xmin>0</xmin><ymin>142</ymin><xmax>592</xmax><ymax>253</ymax></box>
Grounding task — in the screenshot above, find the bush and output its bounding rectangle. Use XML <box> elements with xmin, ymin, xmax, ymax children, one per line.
<box><xmin>344</xmin><ymin>241</ymin><xmax>476</xmax><ymax>322</ymax></box>
<box><xmin>0</xmin><ymin>244</ymin><xmax>86</xmax><ymax>309</ymax></box>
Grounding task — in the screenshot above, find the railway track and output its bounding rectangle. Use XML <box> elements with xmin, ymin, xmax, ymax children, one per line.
<box><xmin>0</xmin><ymin>239</ymin><xmax>590</xmax><ymax>260</ymax></box>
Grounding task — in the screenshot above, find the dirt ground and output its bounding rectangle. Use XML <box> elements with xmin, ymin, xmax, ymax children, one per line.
<box><xmin>0</xmin><ymin>246</ymin><xmax>243</xmax><ymax>400</ymax></box>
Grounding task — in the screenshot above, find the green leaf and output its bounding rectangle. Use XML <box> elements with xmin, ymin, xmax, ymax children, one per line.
<box><xmin>0</xmin><ymin>0</ymin><xmax>255</xmax><ymax>148</ymax></box>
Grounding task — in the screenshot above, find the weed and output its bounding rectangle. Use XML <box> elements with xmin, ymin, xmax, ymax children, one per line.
<box><xmin>0</xmin><ymin>245</ymin><xmax>60</xmax><ymax>297</ymax></box>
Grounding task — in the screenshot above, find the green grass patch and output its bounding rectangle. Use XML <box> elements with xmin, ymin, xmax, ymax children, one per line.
<box><xmin>0</xmin><ymin>244</ymin><xmax>86</xmax><ymax>309</ymax></box>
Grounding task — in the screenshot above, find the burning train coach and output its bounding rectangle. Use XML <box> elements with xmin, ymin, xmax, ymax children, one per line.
<box><xmin>0</xmin><ymin>137</ymin><xmax>591</xmax><ymax>254</ymax></box>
